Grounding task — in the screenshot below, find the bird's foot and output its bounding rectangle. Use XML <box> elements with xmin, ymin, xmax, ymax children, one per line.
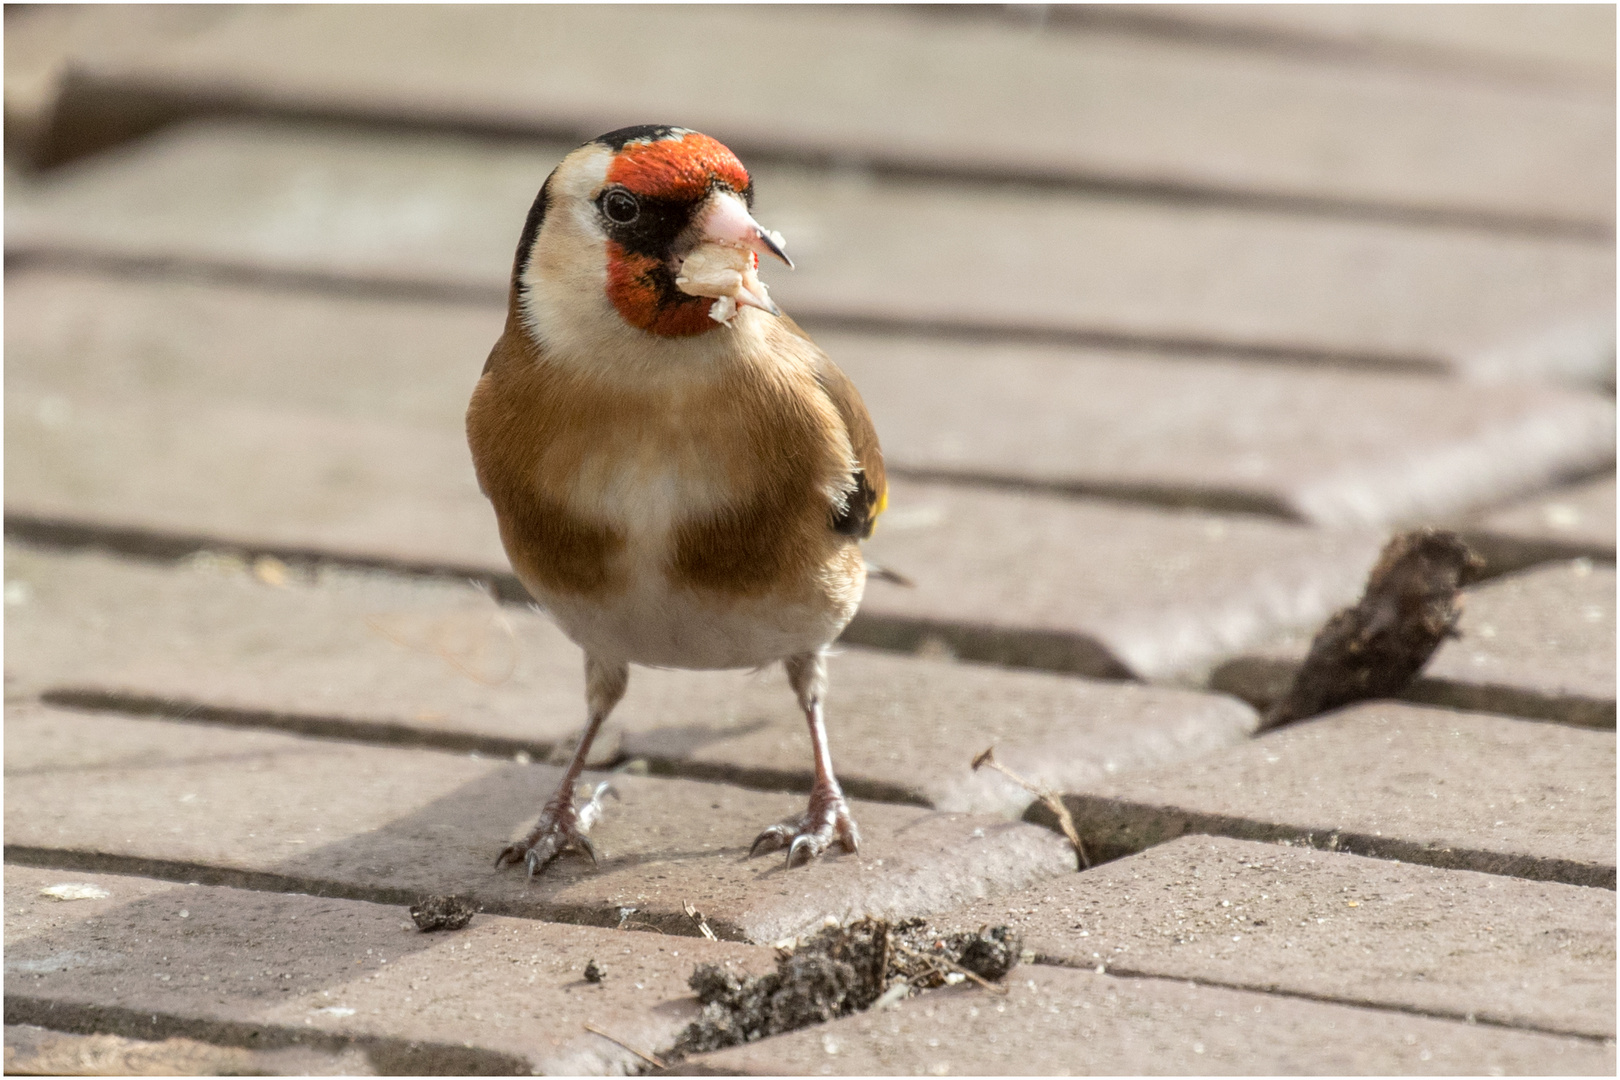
<box><xmin>750</xmin><ymin>786</ymin><xmax>860</xmax><ymax>868</ymax></box>
<box><xmin>496</xmin><ymin>781</ymin><xmax>617</xmax><ymax>878</ymax></box>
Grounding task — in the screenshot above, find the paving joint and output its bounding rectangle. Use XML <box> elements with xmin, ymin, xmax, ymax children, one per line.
<box><xmin>1</xmin><ymin>995</ymin><xmax>530</xmax><ymax>1076</ymax></box>
<box><xmin>1353</xmin><ymin>675</ymin><xmax>1618</xmax><ymax>727</ymax></box>
<box><xmin>1068</xmin><ymin>964</ymin><xmax>1617</xmax><ymax>1044</ymax></box>
<box><xmin>638</xmin><ymin>755</ymin><xmax>931</xmax><ymax>809</ymax></box>
<box><xmin>38</xmin><ymin>687</ymin><xmax>562</xmax><ymax>761</ymax></box>
<box><xmin>1010</xmin><ymin>6</ymin><xmax>1618</xmax><ymax>95</ymax></box>
<box><xmin>3</xmin><ymin>514</ymin><xmax>517</xmax><ymax>597</ymax></box>
<box><xmin>887</xmin><ymin>464</ymin><xmax>1302</xmax><ymax>521</ymax></box>
<box><xmin>786</xmin><ymin>314</ymin><xmax>1453</xmax><ymax>376</ymax></box>
<box><xmin>1</xmin><ymin>846</ymin><xmax>746</xmax><ymax>940</ymax></box>
<box><xmin>4</xmin><ymin>521</ymin><xmax>1148</xmax><ymax>677</ymax></box>
<box><xmin>1</xmin><ymin>250</ymin><xmax>1465</xmax><ymax>379</ymax></box>
<box><xmin>36</xmin><ymin>77</ymin><xmax>1617</xmax><ymax>243</ymax></box>
<box><xmin>837</xmin><ymin>611</ymin><xmax>1137</xmax><ymax>679</ymax></box>
<box><xmin>1030</xmin><ymin>796</ymin><xmax>1617</xmax><ymax>889</ymax></box>
<box><xmin>3</xmin><ymin>248</ymin><xmax>507</xmax><ymax>308</ymax></box>
<box><xmin>4</xmin><ymin>846</ymin><xmax>424</xmax><ymax>911</ymax></box>
<box><xmin>34</xmin><ymin>687</ymin><xmax>937</xmax><ymax>808</ymax></box>
<box><xmin>14</xmin><ymin>489</ymin><xmax>1591</xmax><ymax>626</ymax></box>
<box><xmin>1211</xmin><ymin>656</ymin><xmax>1617</xmax><ymax>730</ymax></box>
<box><xmin>1459</xmin><ymin>528</ymin><xmax>1619</xmax><ymax>578</ymax></box>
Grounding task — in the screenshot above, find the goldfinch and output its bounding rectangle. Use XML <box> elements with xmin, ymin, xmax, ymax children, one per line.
<box><xmin>467</xmin><ymin>126</ymin><xmax>886</xmax><ymax>874</ymax></box>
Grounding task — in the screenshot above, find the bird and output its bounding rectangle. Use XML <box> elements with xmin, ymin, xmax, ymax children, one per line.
<box><xmin>466</xmin><ymin>125</ymin><xmax>886</xmax><ymax>875</ymax></box>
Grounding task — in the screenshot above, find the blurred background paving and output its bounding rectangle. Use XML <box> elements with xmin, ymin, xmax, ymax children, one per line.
<box><xmin>4</xmin><ymin>5</ymin><xmax>1615</xmax><ymax>1075</ymax></box>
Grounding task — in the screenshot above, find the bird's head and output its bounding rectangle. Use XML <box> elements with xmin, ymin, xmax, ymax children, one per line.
<box><xmin>513</xmin><ymin>125</ymin><xmax>793</xmax><ymax>355</ymax></box>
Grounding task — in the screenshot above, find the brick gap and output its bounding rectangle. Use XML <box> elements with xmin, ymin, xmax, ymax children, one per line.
<box><xmin>1209</xmin><ymin>657</ymin><xmax>1616</xmax><ymax>732</ymax></box>
<box><xmin>1025</xmin><ymin>798</ymin><xmax>1617</xmax><ymax>891</ymax></box>
<box><xmin>1056</xmin><ymin>963</ymin><xmax>1617</xmax><ymax>1044</ymax></box>
<box><xmin>1</xmin><ymin>845</ymin><xmax>745</xmax><ymax>941</ymax></box>
<box><xmin>0</xmin><ymin>996</ymin><xmax>529</xmax><ymax>1076</ymax></box>
<box><xmin>4</xmin><ymin>248</ymin><xmax>1461</xmax><ymax>379</ymax></box>
<box><xmin>36</xmin><ymin>686</ymin><xmax>564</xmax><ymax>764</ymax></box>
<box><xmin>910</xmin><ymin>4</ymin><xmax>1616</xmax><ymax>97</ymax></box>
<box><xmin>3</xmin><ymin>519</ymin><xmax>1145</xmax><ymax>677</ymax></box>
<box><xmin>30</xmin><ymin>684</ymin><xmax>942</xmax><ymax>810</ymax></box>
<box><xmin>884</xmin><ymin>465</ymin><xmax>1302</xmax><ymax>521</ymax></box>
<box><xmin>29</xmin><ymin>77</ymin><xmax>1615</xmax><ymax>244</ymax></box>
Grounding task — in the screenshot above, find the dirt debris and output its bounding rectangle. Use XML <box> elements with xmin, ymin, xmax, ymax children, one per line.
<box><xmin>408</xmin><ymin>894</ymin><xmax>478</xmax><ymax>932</ymax></box>
<box><xmin>1263</xmin><ymin>528</ymin><xmax>1483</xmax><ymax>731</ymax></box>
<box><xmin>670</xmin><ymin>917</ymin><xmax>1020</xmax><ymax>1058</ymax></box>
<box><xmin>950</xmin><ymin>924</ymin><xmax>1021</xmax><ymax>980</ymax></box>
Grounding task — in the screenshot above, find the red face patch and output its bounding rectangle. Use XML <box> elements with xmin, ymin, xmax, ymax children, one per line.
<box><xmin>606</xmin><ymin>244</ymin><xmax>716</xmax><ymax>337</ymax></box>
<box><xmin>606</xmin><ymin>130</ymin><xmax>751</xmax><ymax>201</ymax></box>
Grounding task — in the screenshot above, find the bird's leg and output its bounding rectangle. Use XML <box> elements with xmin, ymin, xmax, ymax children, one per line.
<box><xmin>751</xmin><ymin>650</ymin><xmax>860</xmax><ymax>867</ymax></box>
<box><xmin>496</xmin><ymin>655</ymin><xmax>628</xmax><ymax>878</ymax></box>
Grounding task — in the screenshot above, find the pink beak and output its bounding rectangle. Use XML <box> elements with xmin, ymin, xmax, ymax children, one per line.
<box><xmin>698</xmin><ymin>191</ymin><xmax>794</xmax><ymax>270</ymax></box>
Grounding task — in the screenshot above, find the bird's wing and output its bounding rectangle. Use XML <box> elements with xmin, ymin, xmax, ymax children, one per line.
<box><xmin>782</xmin><ymin>319</ymin><xmax>888</xmax><ymax>539</ymax></box>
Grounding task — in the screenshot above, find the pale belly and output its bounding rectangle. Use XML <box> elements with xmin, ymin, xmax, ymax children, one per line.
<box><xmin>516</xmin><ymin>450</ymin><xmax>864</xmax><ymax>667</ymax></box>
<box><xmin>523</xmin><ymin>543</ymin><xmax>866</xmax><ymax>669</ymax></box>
<box><xmin>506</xmin><ymin>384</ymin><xmax>866</xmax><ymax>668</ymax></box>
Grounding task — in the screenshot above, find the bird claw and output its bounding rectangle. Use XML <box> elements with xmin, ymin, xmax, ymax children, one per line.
<box><xmin>521</xmin><ymin>831</ymin><xmax>596</xmax><ymax>877</ymax></box>
<box><xmin>496</xmin><ymin>783</ymin><xmax>611</xmax><ymax>878</ymax></box>
<box><xmin>749</xmin><ymin>791</ymin><xmax>859</xmax><ymax>868</ymax></box>
<box><xmin>788</xmin><ymin>833</ymin><xmax>821</xmax><ymax>869</ymax></box>
<box><xmin>750</xmin><ymin>823</ymin><xmax>795</xmax><ymax>858</ymax></box>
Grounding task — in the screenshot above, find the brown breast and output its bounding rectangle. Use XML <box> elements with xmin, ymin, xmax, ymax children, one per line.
<box><xmin>466</xmin><ymin>320</ymin><xmax>859</xmax><ymax>603</ymax></box>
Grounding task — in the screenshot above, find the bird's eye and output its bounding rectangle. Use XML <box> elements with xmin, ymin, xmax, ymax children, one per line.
<box><xmin>600</xmin><ymin>189</ymin><xmax>640</xmax><ymax>224</ymax></box>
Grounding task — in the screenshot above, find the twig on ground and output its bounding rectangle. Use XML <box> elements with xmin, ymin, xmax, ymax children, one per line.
<box><xmin>892</xmin><ymin>940</ymin><xmax>1010</xmax><ymax>995</ymax></box>
<box><xmin>683</xmin><ymin>901</ymin><xmax>717</xmax><ymax>940</ymax></box>
<box><xmin>973</xmin><ymin>747</ymin><xmax>1090</xmax><ymax>869</ymax></box>
<box><xmin>583</xmin><ymin>1024</ymin><xmax>666</xmax><ymax>1069</ymax></box>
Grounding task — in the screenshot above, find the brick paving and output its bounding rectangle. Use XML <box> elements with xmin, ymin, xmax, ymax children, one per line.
<box><xmin>20</xmin><ymin>5</ymin><xmax>1616</xmax><ymax>224</ymax></box>
<box><xmin>1046</xmin><ymin>702</ymin><xmax>1615</xmax><ymax>887</ymax></box>
<box><xmin>10</xmin><ymin>270</ymin><xmax>1412</xmax><ymax>680</ymax></box>
<box><xmin>1464</xmin><ymin>473</ymin><xmax>1618</xmax><ymax>573</ymax></box>
<box><xmin>4</xmin><ymin>864</ymin><xmax>777</xmax><ymax>1074</ymax></box>
<box><xmin>5</xmin><ymin>1024</ymin><xmax>374</xmax><ymax>1077</ymax></box>
<box><xmin>4</xmin><ymin>6</ymin><xmax>1614</xmax><ymax>1075</ymax></box>
<box><xmin>1100</xmin><ymin>5</ymin><xmax>1616</xmax><ymax>88</ymax></box>
<box><xmin>5</xmin><ymin>542</ymin><xmax>1258</xmax><ymax>813</ymax></box>
<box><xmin>831</xmin><ymin>333</ymin><xmax>1615</xmax><ymax>526</ymax></box>
<box><xmin>13</xmin><ymin>269</ymin><xmax>1613</xmax><ymax>529</ymax></box>
<box><xmin>6</xmin><ymin>704</ymin><xmax>1077</xmax><ymax>944</ymax></box>
<box><xmin>926</xmin><ymin>836</ymin><xmax>1616</xmax><ymax>1039</ymax></box>
<box><xmin>691</xmin><ymin>967</ymin><xmax>1615</xmax><ymax>1075</ymax></box>
<box><xmin>10</xmin><ymin>120</ymin><xmax>1616</xmax><ymax>379</ymax></box>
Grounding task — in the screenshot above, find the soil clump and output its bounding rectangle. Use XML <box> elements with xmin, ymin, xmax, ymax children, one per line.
<box><xmin>408</xmin><ymin>894</ymin><xmax>478</xmax><ymax>931</ymax></box>
<box><xmin>1264</xmin><ymin>528</ymin><xmax>1483</xmax><ymax>730</ymax></box>
<box><xmin>670</xmin><ymin>917</ymin><xmax>1020</xmax><ymax>1057</ymax></box>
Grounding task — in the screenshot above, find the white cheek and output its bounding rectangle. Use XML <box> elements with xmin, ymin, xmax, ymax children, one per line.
<box><xmin>520</xmin><ymin>245</ymin><xmax>616</xmax><ymax>357</ymax></box>
<box><xmin>517</xmin><ymin>148</ymin><xmax>624</xmax><ymax>355</ymax></box>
